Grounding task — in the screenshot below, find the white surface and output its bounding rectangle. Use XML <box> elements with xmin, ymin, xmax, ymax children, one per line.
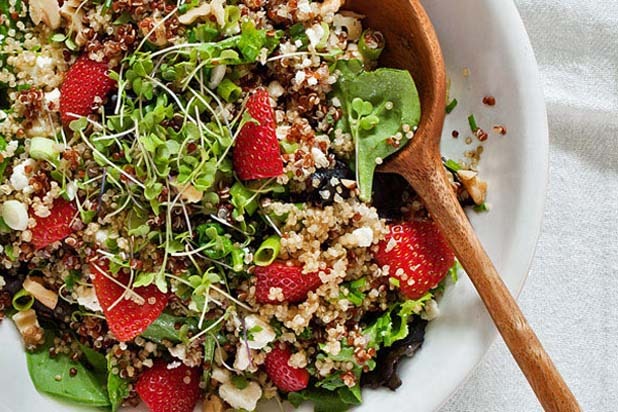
<box><xmin>440</xmin><ymin>0</ymin><xmax>618</xmax><ymax>411</ymax></box>
<box><xmin>0</xmin><ymin>1</ymin><xmax>551</xmax><ymax>412</ymax></box>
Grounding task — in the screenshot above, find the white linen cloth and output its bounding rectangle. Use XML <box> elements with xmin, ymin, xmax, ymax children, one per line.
<box><xmin>440</xmin><ymin>0</ymin><xmax>618</xmax><ymax>411</ymax></box>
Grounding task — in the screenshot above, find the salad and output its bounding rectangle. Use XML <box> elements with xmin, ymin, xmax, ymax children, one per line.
<box><xmin>0</xmin><ymin>0</ymin><xmax>489</xmax><ymax>411</ymax></box>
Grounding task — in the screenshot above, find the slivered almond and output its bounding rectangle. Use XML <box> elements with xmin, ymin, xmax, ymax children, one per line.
<box><xmin>23</xmin><ymin>276</ymin><xmax>58</xmax><ymax>310</ymax></box>
<box><xmin>457</xmin><ymin>170</ymin><xmax>487</xmax><ymax>205</ymax></box>
<box><xmin>178</xmin><ymin>3</ymin><xmax>212</xmax><ymax>25</ymax></box>
<box><xmin>29</xmin><ymin>0</ymin><xmax>61</xmax><ymax>29</ymax></box>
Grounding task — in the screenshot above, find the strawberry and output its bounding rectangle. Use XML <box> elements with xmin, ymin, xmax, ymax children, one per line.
<box><xmin>136</xmin><ymin>360</ymin><xmax>201</xmax><ymax>412</ymax></box>
<box><xmin>59</xmin><ymin>55</ymin><xmax>115</xmax><ymax>125</ymax></box>
<box><xmin>254</xmin><ymin>261</ymin><xmax>322</xmax><ymax>304</ymax></box>
<box><xmin>375</xmin><ymin>221</ymin><xmax>455</xmax><ymax>299</ymax></box>
<box><xmin>90</xmin><ymin>261</ymin><xmax>168</xmax><ymax>342</ymax></box>
<box><xmin>30</xmin><ymin>198</ymin><xmax>77</xmax><ymax>250</ymax></box>
<box><xmin>233</xmin><ymin>88</ymin><xmax>284</xmax><ymax>180</ymax></box>
<box><xmin>264</xmin><ymin>344</ymin><xmax>310</xmax><ymax>392</ymax></box>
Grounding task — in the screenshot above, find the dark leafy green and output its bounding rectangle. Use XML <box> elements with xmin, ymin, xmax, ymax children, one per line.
<box><xmin>0</xmin><ymin>136</ymin><xmax>9</xmax><ymax>178</ymax></box>
<box><xmin>363</xmin><ymin>294</ymin><xmax>431</xmax><ymax>349</ymax></box>
<box><xmin>26</xmin><ymin>332</ymin><xmax>110</xmax><ymax>407</ymax></box>
<box><xmin>288</xmin><ymin>386</ymin><xmax>361</xmax><ymax>412</ymax></box>
<box><xmin>332</xmin><ymin>61</ymin><xmax>421</xmax><ymax>201</ymax></box>
<box><xmin>106</xmin><ymin>354</ymin><xmax>130</xmax><ymax>412</ymax></box>
<box><xmin>78</xmin><ymin>342</ymin><xmax>107</xmax><ymax>383</ymax></box>
<box><xmin>141</xmin><ymin>312</ymin><xmax>198</xmax><ymax>344</ymax></box>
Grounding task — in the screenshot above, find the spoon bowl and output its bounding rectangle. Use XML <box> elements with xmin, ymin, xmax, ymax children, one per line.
<box><xmin>345</xmin><ymin>1</ymin><xmax>580</xmax><ymax>411</ymax></box>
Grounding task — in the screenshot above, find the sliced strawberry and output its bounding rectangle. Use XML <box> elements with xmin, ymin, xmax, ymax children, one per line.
<box><xmin>90</xmin><ymin>261</ymin><xmax>168</xmax><ymax>342</ymax></box>
<box><xmin>30</xmin><ymin>198</ymin><xmax>77</xmax><ymax>250</ymax></box>
<box><xmin>375</xmin><ymin>221</ymin><xmax>455</xmax><ymax>299</ymax></box>
<box><xmin>60</xmin><ymin>55</ymin><xmax>115</xmax><ymax>125</ymax></box>
<box><xmin>233</xmin><ymin>88</ymin><xmax>284</xmax><ymax>180</ymax></box>
<box><xmin>254</xmin><ymin>261</ymin><xmax>322</xmax><ymax>304</ymax></box>
<box><xmin>264</xmin><ymin>343</ymin><xmax>310</xmax><ymax>392</ymax></box>
<box><xmin>136</xmin><ymin>360</ymin><xmax>201</xmax><ymax>412</ymax></box>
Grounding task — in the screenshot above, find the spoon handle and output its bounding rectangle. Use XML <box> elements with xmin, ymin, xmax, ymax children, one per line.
<box><xmin>401</xmin><ymin>165</ymin><xmax>580</xmax><ymax>412</ymax></box>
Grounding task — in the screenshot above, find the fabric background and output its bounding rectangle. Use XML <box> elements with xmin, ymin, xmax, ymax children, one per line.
<box><xmin>439</xmin><ymin>1</ymin><xmax>618</xmax><ymax>411</ymax></box>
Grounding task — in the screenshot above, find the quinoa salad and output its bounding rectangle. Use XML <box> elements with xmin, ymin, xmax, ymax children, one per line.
<box><xmin>0</xmin><ymin>1</ymin><xmax>491</xmax><ymax>411</ymax></box>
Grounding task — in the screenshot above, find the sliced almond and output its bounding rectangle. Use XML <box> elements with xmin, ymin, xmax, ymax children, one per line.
<box><xmin>171</xmin><ymin>179</ymin><xmax>204</xmax><ymax>204</ymax></box>
<box><xmin>13</xmin><ymin>309</ymin><xmax>45</xmax><ymax>349</ymax></box>
<box><xmin>29</xmin><ymin>0</ymin><xmax>61</xmax><ymax>29</ymax></box>
<box><xmin>60</xmin><ymin>0</ymin><xmax>85</xmax><ymax>43</ymax></box>
<box><xmin>23</xmin><ymin>276</ymin><xmax>58</xmax><ymax>310</ymax></box>
<box><xmin>178</xmin><ymin>3</ymin><xmax>212</xmax><ymax>25</ymax></box>
<box><xmin>457</xmin><ymin>170</ymin><xmax>487</xmax><ymax>205</ymax></box>
<box><xmin>202</xmin><ymin>394</ymin><xmax>224</xmax><ymax>412</ymax></box>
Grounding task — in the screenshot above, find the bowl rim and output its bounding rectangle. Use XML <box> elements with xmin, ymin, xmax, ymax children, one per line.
<box><xmin>433</xmin><ymin>0</ymin><xmax>550</xmax><ymax>409</ymax></box>
<box><xmin>0</xmin><ymin>1</ymin><xmax>550</xmax><ymax>411</ymax></box>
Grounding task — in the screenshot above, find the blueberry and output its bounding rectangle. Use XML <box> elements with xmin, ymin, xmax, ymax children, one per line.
<box><xmin>306</xmin><ymin>161</ymin><xmax>354</xmax><ymax>206</ymax></box>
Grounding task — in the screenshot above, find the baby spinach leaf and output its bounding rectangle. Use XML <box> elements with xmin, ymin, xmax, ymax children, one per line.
<box><xmin>78</xmin><ymin>342</ymin><xmax>107</xmax><ymax>383</ymax></box>
<box><xmin>141</xmin><ymin>312</ymin><xmax>198</xmax><ymax>344</ymax></box>
<box><xmin>26</xmin><ymin>331</ymin><xmax>110</xmax><ymax>407</ymax></box>
<box><xmin>0</xmin><ymin>136</ymin><xmax>9</xmax><ymax>177</ymax></box>
<box><xmin>288</xmin><ymin>386</ymin><xmax>361</xmax><ymax>412</ymax></box>
<box><xmin>106</xmin><ymin>354</ymin><xmax>129</xmax><ymax>412</ymax></box>
<box><xmin>332</xmin><ymin>61</ymin><xmax>421</xmax><ymax>201</ymax></box>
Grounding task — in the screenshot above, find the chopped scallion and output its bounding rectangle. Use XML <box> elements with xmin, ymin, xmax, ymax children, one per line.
<box><xmin>216</xmin><ymin>78</ymin><xmax>242</xmax><ymax>103</ymax></box>
<box><xmin>12</xmin><ymin>289</ymin><xmax>35</xmax><ymax>312</ymax></box>
<box><xmin>468</xmin><ymin>114</ymin><xmax>478</xmax><ymax>132</ymax></box>
<box><xmin>253</xmin><ymin>235</ymin><xmax>281</xmax><ymax>266</ymax></box>
<box><xmin>445</xmin><ymin>98</ymin><xmax>458</xmax><ymax>114</ymax></box>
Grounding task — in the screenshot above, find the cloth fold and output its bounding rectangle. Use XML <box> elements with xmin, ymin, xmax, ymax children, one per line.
<box><xmin>440</xmin><ymin>0</ymin><xmax>618</xmax><ymax>411</ymax></box>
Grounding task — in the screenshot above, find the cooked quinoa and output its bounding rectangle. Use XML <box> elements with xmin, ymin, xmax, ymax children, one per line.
<box><xmin>0</xmin><ymin>1</ymin><xmax>486</xmax><ymax>411</ymax></box>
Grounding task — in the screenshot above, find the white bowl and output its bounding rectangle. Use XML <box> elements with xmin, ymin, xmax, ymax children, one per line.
<box><xmin>0</xmin><ymin>0</ymin><xmax>547</xmax><ymax>411</ymax></box>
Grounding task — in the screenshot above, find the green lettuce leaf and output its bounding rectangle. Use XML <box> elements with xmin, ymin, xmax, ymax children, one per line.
<box><xmin>363</xmin><ymin>294</ymin><xmax>432</xmax><ymax>349</ymax></box>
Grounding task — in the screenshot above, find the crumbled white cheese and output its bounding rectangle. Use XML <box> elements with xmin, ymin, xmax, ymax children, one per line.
<box><xmin>297</xmin><ymin>0</ymin><xmax>312</xmax><ymax>14</ymax></box>
<box><xmin>245</xmin><ymin>314</ymin><xmax>276</xmax><ymax>349</ymax></box>
<box><xmin>44</xmin><ymin>88</ymin><xmax>61</xmax><ymax>111</ymax></box>
<box><xmin>311</xmin><ymin>147</ymin><xmax>330</xmax><ymax>169</ymax></box>
<box><xmin>35</xmin><ymin>55</ymin><xmax>53</xmax><ymax>71</ymax></box>
<box><xmin>294</xmin><ymin>70</ymin><xmax>306</xmax><ymax>85</ymax></box>
<box><xmin>0</xmin><ymin>275</ymin><xmax>5</xmax><ymax>290</ymax></box>
<box><xmin>169</xmin><ymin>344</ymin><xmax>187</xmax><ymax>362</ymax></box>
<box><xmin>421</xmin><ymin>299</ymin><xmax>440</xmax><ymax>321</ymax></box>
<box><xmin>10</xmin><ymin>159</ymin><xmax>35</xmax><ymax>191</ymax></box>
<box><xmin>75</xmin><ymin>285</ymin><xmax>102</xmax><ymax>312</ymax></box>
<box><xmin>166</xmin><ymin>361</ymin><xmax>182</xmax><ymax>370</ymax></box>
<box><xmin>276</xmin><ymin>125</ymin><xmax>290</xmax><ymax>141</ymax></box>
<box><xmin>208</xmin><ymin>65</ymin><xmax>227</xmax><ymax>89</ymax></box>
<box><xmin>0</xmin><ymin>140</ymin><xmax>18</xmax><ymax>159</ymax></box>
<box><xmin>352</xmin><ymin>227</ymin><xmax>374</xmax><ymax>247</ymax></box>
<box><xmin>211</xmin><ymin>366</ymin><xmax>231</xmax><ymax>384</ymax></box>
<box><xmin>233</xmin><ymin>341</ymin><xmax>251</xmax><ymax>371</ymax></box>
<box><xmin>267</xmin><ymin>81</ymin><xmax>285</xmax><ymax>99</ymax></box>
<box><xmin>219</xmin><ymin>381</ymin><xmax>262</xmax><ymax>412</ymax></box>
<box><xmin>333</xmin><ymin>12</ymin><xmax>363</xmax><ymax>41</ymax></box>
<box><xmin>94</xmin><ymin>230</ymin><xmax>108</xmax><ymax>246</ymax></box>
<box><xmin>65</xmin><ymin>181</ymin><xmax>77</xmax><ymax>201</ymax></box>
<box><xmin>305</xmin><ymin>23</ymin><xmax>325</xmax><ymax>48</ymax></box>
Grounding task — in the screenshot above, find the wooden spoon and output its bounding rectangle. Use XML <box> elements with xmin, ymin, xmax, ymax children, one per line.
<box><xmin>344</xmin><ymin>0</ymin><xmax>580</xmax><ymax>410</ymax></box>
